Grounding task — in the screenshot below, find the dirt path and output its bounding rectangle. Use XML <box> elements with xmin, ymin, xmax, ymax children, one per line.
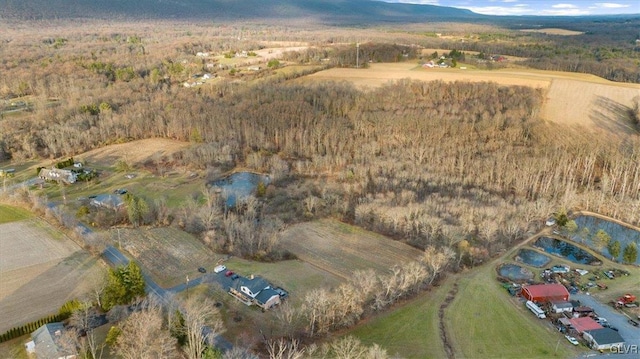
<box><xmin>439</xmin><ymin>282</ymin><xmax>459</xmax><ymax>359</ymax></box>
<box><xmin>440</xmin><ymin>228</ymin><xmax>549</xmax><ymax>356</ymax></box>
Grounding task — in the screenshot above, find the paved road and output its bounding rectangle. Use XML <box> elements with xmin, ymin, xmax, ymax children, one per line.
<box><xmin>102</xmin><ymin>245</ymin><xmax>233</xmax><ymax>351</ymax></box>
<box><xmin>573</xmin><ymin>293</ymin><xmax>640</xmax><ymax>358</ymax></box>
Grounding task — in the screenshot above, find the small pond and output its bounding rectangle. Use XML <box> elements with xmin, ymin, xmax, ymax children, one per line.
<box><xmin>533</xmin><ymin>237</ymin><xmax>601</xmax><ymax>265</ymax></box>
<box><xmin>515</xmin><ymin>248</ymin><xmax>551</xmax><ymax>268</ymax></box>
<box><xmin>498</xmin><ymin>263</ymin><xmax>534</xmax><ymax>282</ymax></box>
<box><xmin>568</xmin><ymin>215</ymin><xmax>640</xmax><ymax>265</ymax></box>
<box><xmin>209</xmin><ymin>172</ymin><xmax>270</xmax><ymax>207</ymax></box>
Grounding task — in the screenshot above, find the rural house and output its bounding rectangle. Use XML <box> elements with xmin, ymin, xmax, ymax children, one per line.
<box><xmin>90</xmin><ymin>194</ymin><xmax>124</xmax><ymax>211</ymax></box>
<box><xmin>229</xmin><ymin>275</ymin><xmax>281</xmax><ymax>310</ymax></box>
<box><xmin>26</xmin><ymin>322</ymin><xmax>76</xmax><ymax>359</ymax></box>
<box><xmin>521</xmin><ymin>283</ymin><xmax>570</xmax><ymax>303</ymax></box>
<box><xmin>583</xmin><ymin>328</ymin><xmax>625</xmax><ymax>351</ymax></box>
<box><xmin>38</xmin><ymin>168</ymin><xmax>77</xmax><ymax>184</ymax></box>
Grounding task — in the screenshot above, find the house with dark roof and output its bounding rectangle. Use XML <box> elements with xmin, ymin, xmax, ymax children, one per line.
<box><xmin>26</xmin><ymin>322</ymin><xmax>76</xmax><ymax>359</ymax></box>
<box><xmin>583</xmin><ymin>328</ymin><xmax>625</xmax><ymax>351</ymax></box>
<box><xmin>229</xmin><ymin>275</ymin><xmax>281</xmax><ymax>310</ymax></box>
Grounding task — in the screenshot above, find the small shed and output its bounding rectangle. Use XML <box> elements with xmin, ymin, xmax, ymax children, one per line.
<box><xmin>551</xmin><ymin>301</ymin><xmax>574</xmax><ymax>313</ymax></box>
<box><xmin>573</xmin><ymin>306</ymin><xmax>594</xmax><ymax>317</ymax></box>
<box><xmin>583</xmin><ymin>328</ymin><xmax>624</xmax><ymax>351</ymax></box>
<box><xmin>521</xmin><ymin>283</ymin><xmax>570</xmax><ymax>303</ymax></box>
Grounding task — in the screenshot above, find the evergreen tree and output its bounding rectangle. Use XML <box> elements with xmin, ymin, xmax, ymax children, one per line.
<box><xmin>623</xmin><ymin>242</ymin><xmax>638</xmax><ymax>264</ymax></box>
<box><xmin>608</xmin><ymin>240</ymin><xmax>621</xmax><ymax>259</ymax></box>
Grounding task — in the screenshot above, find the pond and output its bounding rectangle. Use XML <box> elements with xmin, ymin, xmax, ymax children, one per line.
<box><xmin>209</xmin><ymin>172</ymin><xmax>270</xmax><ymax>207</ymax></box>
<box><xmin>567</xmin><ymin>215</ymin><xmax>640</xmax><ymax>265</ymax></box>
<box><xmin>497</xmin><ymin>263</ymin><xmax>534</xmax><ymax>282</ymax></box>
<box><xmin>515</xmin><ymin>248</ymin><xmax>551</xmax><ymax>268</ymax></box>
<box><xmin>533</xmin><ymin>237</ymin><xmax>601</xmax><ymax>265</ymax></box>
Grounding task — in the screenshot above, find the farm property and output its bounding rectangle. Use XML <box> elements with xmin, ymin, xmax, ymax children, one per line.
<box><xmin>0</xmin><ymin>214</ymin><xmax>100</xmax><ymax>333</ymax></box>
<box><xmin>110</xmin><ymin>227</ymin><xmax>222</xmax><ymax>287</ymax></box>
<box><xmin>303</xmin><ymin>63</ymin><xmax>640</xmax><ymax>137</ymax></box>
<box><xmin>279</xmin><ymin>219</ymin><xmax>424</xmax><ymax>279</ymax></box>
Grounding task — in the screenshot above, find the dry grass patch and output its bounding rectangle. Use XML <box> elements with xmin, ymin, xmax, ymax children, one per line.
<box><xmin>79</xmin><ymin>138</ymin><xmax>190</xmax><ymax>167</ymax></box>
<box><xmin>279</xmin><ymin>219</ymin><xmax>423</xmax><ymax>279</ymax></box>
<box><xmin>302</xmin><ymin>62</ymin><xmax>552</xmax><ymax>89</ymax></box>
<box><xmin>0</xmin><ymin>219</ymin><xmax>100</xmax><ymax>333</ymax></box>
<box><xmin>520</xmin><ymin>28</ymin><xmax>585</xmax><ymax>36</ymax></box>
<box><xmin>541</xmin><ymin>78</ymin><xmax>640</xmax><ymax>136</ymax></box>
<box><xmin>110</xmin><ymin>227</ymin><xmax>222</xmax><ymax>287</ymax></box>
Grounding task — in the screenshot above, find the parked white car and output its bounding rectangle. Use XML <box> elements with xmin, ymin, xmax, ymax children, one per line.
<box><xmin>565</xmin><ymin>335</ymin><xmax>579</xmax><ymax>346</ymax></box>
<box><xmin>214</xmin><ymin>265</ymin><xmax>227</xmax><ymax>273</ymax></box>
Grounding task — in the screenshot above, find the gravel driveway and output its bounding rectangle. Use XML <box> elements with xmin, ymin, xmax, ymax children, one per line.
<box><xmin>573</xmin><ymin>293</ymin><xmax>639</xmax><ymax>358</ymax></box>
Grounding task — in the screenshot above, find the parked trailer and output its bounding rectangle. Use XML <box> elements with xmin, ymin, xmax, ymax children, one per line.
<box><xmin>526</xmin><ymin>300</ymin><xmax>546</xmax><ymax>319</ymax></box>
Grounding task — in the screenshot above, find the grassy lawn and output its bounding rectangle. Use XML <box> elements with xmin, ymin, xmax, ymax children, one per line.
<box><xmin>446</xmin><ymin>265</ymin><xmax>582</xmax><ymax>359</ymax></box>
<box><xmin>0</xmin><ymin>335</ymin><xmax>30</xmax><ymax>359</ymax></box>
<box><xmin>0</xmin><ymin>204</ymin><xmax>32</xmax><ymax>224</ymax></box>
<box><xmin>349</xmin><ymin>278</ymin><xmax>454</xmax><ymax>359</ymax></box>
<box><xmin>224</xmin><ymin>257</ymin><xmax>342</xmax><ymax>306</ymax></box>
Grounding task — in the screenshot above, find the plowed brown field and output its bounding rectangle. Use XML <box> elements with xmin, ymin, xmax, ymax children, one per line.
<box><xmin>0</xmin><ymin>219</ymin><xmax>100</xmax><ymax>333</ymax></box>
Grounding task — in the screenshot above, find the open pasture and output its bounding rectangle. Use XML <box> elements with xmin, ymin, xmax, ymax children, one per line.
<box><xmin>111</xmin><ymin>227</ymin><xmax>221</xmax><ymax>287</ymax></box>
<box><xmin>0</xmin><ymin>217</ymin><xmax>99</xmax><ymax>333</ymax></box>
<box><xmin>302</xmin><ymin>62</ymin><xmax>640</xmax><ymax>136</ymax></box>
<box><xmin>78</xmin><ymin>138</ymin><xmax>190</xmax><ymax>168</ymax></box>
<box><xmin>279</xmin><ymin>219</ymin><xmax>423</xmax><ymax>279</ymax></box>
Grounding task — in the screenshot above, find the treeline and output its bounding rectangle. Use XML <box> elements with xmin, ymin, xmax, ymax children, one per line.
<box><xmin>411</xmin><ymin>15</ymin><xmax>640</xmax><ymax>84</ymax></box>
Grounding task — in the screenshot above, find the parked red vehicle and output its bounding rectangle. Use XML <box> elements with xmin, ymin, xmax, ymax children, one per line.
<box><xmin>225</xmin><ymin>270</ymin><xmax>234</xmax><ymax>277</ymax></box>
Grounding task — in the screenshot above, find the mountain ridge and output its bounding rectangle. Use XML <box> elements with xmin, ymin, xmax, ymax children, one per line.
<box><xmin>0</xmin><ymin>0</ymin><xmax>483</xmax><ymax>23</ymax></box>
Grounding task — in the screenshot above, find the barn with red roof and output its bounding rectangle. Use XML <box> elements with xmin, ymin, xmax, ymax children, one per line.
<box><xmin>569</xmin><ymin>317</ymin><xmax>603</xmax><ymax>334</ymax></box>
<box><xmin>521</xmin><ymin>283</ymin><xmax>570</xmax><ymax>303</ymax></box>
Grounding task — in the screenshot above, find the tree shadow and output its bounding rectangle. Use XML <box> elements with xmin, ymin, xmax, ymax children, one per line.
<box><xmin>589</xmin><ymin>96</ymin><xmax>638</xmax><ymax>136</ymax></box>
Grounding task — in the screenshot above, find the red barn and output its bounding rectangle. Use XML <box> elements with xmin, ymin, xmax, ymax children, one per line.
<box><xmin>521</xmin><ymin>284</ymin><xmax>570</xmax><ymax>303</ymax></box>
<box><xmin>569</xmin><ymin>317</ymin><xmax>602</xmax><ymax>334</ymax></box>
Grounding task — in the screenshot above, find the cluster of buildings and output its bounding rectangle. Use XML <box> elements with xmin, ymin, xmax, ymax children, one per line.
<box><xmin>522</xmin><ymin>283</ymin><xmax>626</xmax><ymax>352</ymax></box>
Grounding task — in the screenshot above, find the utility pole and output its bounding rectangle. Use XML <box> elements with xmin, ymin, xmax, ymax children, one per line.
<box><xmin>356</xmin><ymin>42</ymin><xmax>360</xmax><ymax>69</ymax></box>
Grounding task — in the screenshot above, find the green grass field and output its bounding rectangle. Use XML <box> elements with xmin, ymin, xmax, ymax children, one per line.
<box><xmin>349</xmin><ymin>278</ymin><xmax>454</xmax><ymax>358</ymax></box>
<box><xmin>0</xmin><ymin>204</ymin><xmax>32</xmax><ymax>224</ymax></box>
<box><xmin>446</xmin><ymin>266</ymin><xmax>581</xmax><ymax>359</ymax></box>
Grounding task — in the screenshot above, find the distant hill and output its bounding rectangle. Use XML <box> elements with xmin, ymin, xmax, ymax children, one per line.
<box><xmin>0</xmin><ymin>0</ymin><xmax>483</xmax><ymax>23</ymax></box>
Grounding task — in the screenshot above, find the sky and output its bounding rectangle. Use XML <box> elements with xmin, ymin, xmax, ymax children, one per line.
<box><xmin>382</xmin><ymin>0</ymin><xmax>640</xmax><ymax>16</ymax></box>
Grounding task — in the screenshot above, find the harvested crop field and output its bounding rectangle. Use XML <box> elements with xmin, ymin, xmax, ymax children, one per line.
<box><xmin>520</xmin><ymin>28</ymin><xmax>584</xmax><ymax>36</ymax></box>
<box><xmin>302</xmin><ymin>63</ymin><xmax>552</xmax><ymax>89</ymax></box>
<box><xmin>302</xmin><ymin>63</ymin><xmax>640</xmax><ymax>135</ymax></box>
<box><xmin>279</xmin><ymin>219</ymin><xmax>423</xmax><ymax>279</ymax></box>
<box><xmin>78</xmin><ymin>138</ymin><xmax>190</xmax><ymax>167</ymax></box>
<box><xmin>110</xmin><ymin>227</ymin><xmax>222</xmax><ymax>287</ymax></box>
<box><xmin>0</xmin><ymin>218</ymin><xmax>99</xmax><ymax>333</ymax></box>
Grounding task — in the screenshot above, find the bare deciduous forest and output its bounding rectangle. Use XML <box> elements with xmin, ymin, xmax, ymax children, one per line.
<box><xmin>2</xmin><ymin>21</ymin><xmax>640</xmax><ymax>264</ymax></box>
<box><xmin>2</xmin><ymin>16</ymin><xmax>640</xmax><ymax>357</ymax></box>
